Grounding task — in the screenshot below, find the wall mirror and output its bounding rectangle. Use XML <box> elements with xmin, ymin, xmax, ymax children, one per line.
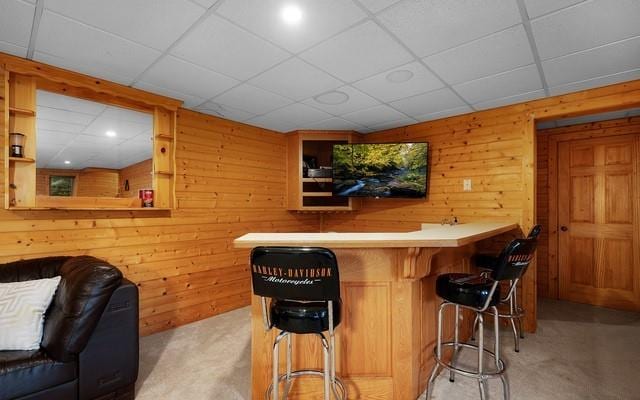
<box><xmin>35</xmin><ymin>90</ymin><xmax>153</xmax><ymax>202</ymax></box>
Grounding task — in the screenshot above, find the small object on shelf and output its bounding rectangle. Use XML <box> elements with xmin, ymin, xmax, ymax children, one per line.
<box><xmin>9</xmin><ymin>133</ymin><xmax>25</xmax><ymax>158</ymax></box>
<box><xmin>308</xmin><ymin>167</ymin><xmax>332</xmax><ymax>178</ymax></box>
<box><xmin>139</xmin><ymin>189</ymin><xmax>154</xmax><ymax>208</ymax></box>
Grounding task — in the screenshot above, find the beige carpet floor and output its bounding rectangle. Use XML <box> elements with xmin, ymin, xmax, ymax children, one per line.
<box><xmin>136</xmin><ymin>299</ymin><xmax>640</xmax><ymax>399</ymax></box>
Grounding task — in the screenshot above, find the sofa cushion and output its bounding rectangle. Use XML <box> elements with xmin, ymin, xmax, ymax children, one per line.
<box><xmin>0</xmin><ymin>349</ymin><xmax>76</xmax><ymax>399</ymax></box>
<box><xmin>0</xmin><ymin>277</ymin><xmax>62</xmax><ymax>350</ymax></box>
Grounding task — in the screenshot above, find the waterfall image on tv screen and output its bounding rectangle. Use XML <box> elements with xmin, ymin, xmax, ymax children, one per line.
<box><xmin>332</xmin><ymin>143</ymin><xmax>428</xmax><ymax>198</ymax></box>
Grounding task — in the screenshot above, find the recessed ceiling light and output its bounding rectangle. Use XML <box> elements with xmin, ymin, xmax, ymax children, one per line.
<box><xmin>106</xmin><ymin>130</ymin><xmax>117</xmax><ymax>137</ymax></box>
<box><xmin>386</xmin><ymin>69</ymin><xmax>414</xmax><ymax>83</ymax></box>
<box><xmin>64</xmin><ymin>160</ymin><xmax>71</xmax><ymax>165</ymax></box>
<box><xmin>281</xmin><ymin>4</ymin><xmax>303</xmax><ymax>25</ymax></box>
<box><xmin>314</xmin><ymin>91</ymin><xmax>350</xmax><ymax>105</ymax></box>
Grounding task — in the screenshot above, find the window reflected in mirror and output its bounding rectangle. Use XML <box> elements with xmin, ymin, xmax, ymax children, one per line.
<box><xmin>35</xmin><ymin>90</ymin><xmax>153</xmax><ymax>199</ymax></box>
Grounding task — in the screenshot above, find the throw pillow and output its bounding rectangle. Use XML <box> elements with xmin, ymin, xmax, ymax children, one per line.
<box><xmin>0</xmin><ymin>276</ymin><xmax>62</xmax><ymax>350</ymax></box>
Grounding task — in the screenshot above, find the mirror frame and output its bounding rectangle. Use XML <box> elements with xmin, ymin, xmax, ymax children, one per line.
<box><xmin>1</xmin><ymin>53</ymin><xmax>181</xmax><ymax>210</ymax></box>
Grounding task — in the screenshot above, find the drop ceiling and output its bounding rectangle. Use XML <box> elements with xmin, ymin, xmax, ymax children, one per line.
<box><xmin>1</xmin><ymin>0</ymin><xmax>639</xmax><ymax>133</ymax></box>
<box><xmin>36</xmin><ymin>90</ymin><xmax>153</xmax><ymax>170</ymax></box>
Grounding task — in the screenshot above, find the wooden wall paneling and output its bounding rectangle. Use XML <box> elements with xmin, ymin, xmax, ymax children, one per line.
<box><xmin>119</xmin><ymin>159</ymin><xmax>152</xmax><ymax>197</ymax></box>
<box><xmin>324</xmin><ymin>79</ymin><xmax>640</xmax><ymax>333</ymax></box>
<box><xmin>1</xmin><ymin>69</ymin><xmax>7</xmax><ymax>209</ymax></box>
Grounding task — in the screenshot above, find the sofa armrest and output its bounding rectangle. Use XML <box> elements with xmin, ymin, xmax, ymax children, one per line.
<box><xmin>78</xmin><ymin>279</ymin><xmax>139</xmax><ymax>400</ymax></box>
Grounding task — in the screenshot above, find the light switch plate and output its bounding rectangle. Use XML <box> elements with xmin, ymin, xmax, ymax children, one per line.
<box><xmin>463</xmin><ymin>179</ymin><xmax>472</xmax><ymax>191</ymax></box>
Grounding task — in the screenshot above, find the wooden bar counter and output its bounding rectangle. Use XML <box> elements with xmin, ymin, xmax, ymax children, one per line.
<box><xmin>234</xmin><ymin>222</ymin><xmax>518</xmax><ymax>400</ymax></box>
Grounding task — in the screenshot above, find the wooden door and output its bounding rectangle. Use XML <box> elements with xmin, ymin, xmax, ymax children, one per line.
<box><xmin>557</xmin><ymin>134</ymin><xmax>640</xmax><ymax>310</ymax></box>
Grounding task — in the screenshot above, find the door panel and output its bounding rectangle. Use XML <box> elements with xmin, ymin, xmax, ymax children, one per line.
<box><xmin>558</xmin><ymin>134</ymin><xmax>640</xmax><ymax>311</ymax></box>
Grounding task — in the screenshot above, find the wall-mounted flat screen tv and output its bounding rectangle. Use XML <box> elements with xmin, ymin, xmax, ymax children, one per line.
<box><xmin>332</xmin><ymin>142</ymin><xmax>428</xmax><ymax>198</ymax></box>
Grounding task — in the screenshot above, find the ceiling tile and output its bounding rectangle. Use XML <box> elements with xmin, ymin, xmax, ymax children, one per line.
<box><xmin>543</xmin><ymin>36</ymin><xmax>640</xmax><ymax>87</ymax></box>
<box><xmin>424</xmin><ymin>25</ymin><xmax>534</xmax><ymax>85</ymax></box>
<box><xmin>212</xmin><ymin>83</ymin><xmax>293</xmax><ymax>115</ymax></box>
<box><xmin>0</xmin><ymin>41</ymin><xmax>27</xmax><ymax>58</ymax></box>
<box><xmin>377</xmin><ymin>0</ymin><xmax>522</xmax><ymax>57</ymax></box>
<box><xmin>133</xmin><ymin>81</ymin><xmax>204</xmax><ymax>108</ymax></box>
<box><xmin>247</xmin><ymin>103</ymin><xmax>332</xmax><ymax>131</ymax></box>
<box><xmin>37</xmin><ymin>119</ymin><xmax>86</xmax><ymax>134</ymax></box>
<box><xmin>139</xmin><ymin>56</ymin><xmax>239</xmax><ymax>100</ymax></box>
<box><xmin>300</xmin><ymin>21</ymin><xmax>413</xmax><ymax>82</ymax></box>
<box><xmin>548</xmin><ymin>68</ymin><xmax>640</xmax><ymax>96</ymax></box>
<box><xmin>473</xmin><ymin>89</ymin><xmax>545</xmax><ymax>110</ymax></box>
<box><xmin>35</xmin><ymin>11</ymin><xmax>161</xmax><ymax>83</ymax></box>
<box><xmin>341</xmin><ymin>104</ymin><xmax>408</xmax><ymax>127</ymax></box>
<box><xmin>42</xmin><ymin>0</ymin><xmax>206</xmax><ymax>51</ymax></box>
<box><xmin>248</xmin><ymin>58</ymin><xmax>343</xmax><ymax>101</ymax></box>
<box><xmin>523</xmin><ymin>0</ymin><xmax>584</xmax><ymax>19</ymax></box>
<box><xmin>389</xmin><ymin>87</ymin><xmax>466</xmax><ymax>118</ymax></box>
<box><xmin>34</xmin><ymin>51</ymin><xmax>134</xmax><ymax>86</ymax></box>
<box><xmin>216</xmin><ymin>0</ymin><xmax>366</xmax><ymax>53</ymax></box>
<box><xmin>413</xmin><ymin>105</ymin><xmax>473</xmax><ymax>123</ymax></box>
<box><xmin>38</xmin><ymin>130</ymin><xmax>76</xmax><ymax>145</ymax></box>
<box><xmin>302</xmin><ymin>85</ymin><xmax>381</xmax><ymax>116</ymax></box>
<box><xmin>453</xmin><ymin>64</ymin><xmax>542</xmax><ymax>104</ymax></box>
<box><xmin>83</xmin><ymin>115</ymin><xmax>149</xmax><ymax>139</ymax></box>
<box><xmin>553</xmin><ymin>110</ymin><xmax>632</xmax><ymax>127</ymax></box>
<box><xmin>358</xmin><ymin>0</ymin><xmax>402</xmax><ymax>14</ymax></box>
<box><xmin>305</xmin><ymin>117</ymin><xmax>365</xmax><ymax>131</ymax></box>
<box><xmin>0</xmin><ymin>0</ymin><xmax>35</xmax><ymax>51</ymax></box>
<box><xmin>368</xmin><ymin>117</ymin><xmax>416</xmax><ymax>131</ymax></box>
<box><xmin>535</xmin><ymin>120</ymin><xmax>557</xmax><ymax>129</ymax></box>
<box><xmin>195</xmin><ymin>101</ymin><xmax>256</xmax><ymax>122</ymax></box>
<box><xmin>0</xmin><ymin>0</ymin><xmax>34</xmax><ymax>48</ymax></box>
<box><xmin>191</xmin><ymin>0</ymin><xmax>218</xmax><ymax>8</ymax></box>
<box><xmin>37</xmin><ymin>106</ymin><xmax>96</xmax><ymax>126</ymax></box>
<box><xmin>171</xmin><ymin>14</ymin><xmax>290</xmax><ymax>80</ymax></box>
<box><xmin>37</xmin><ymin>90</ymin><xmax>107</xmax><ymax>115</ymax></box>
<box><xmin>532</xmin><ymin>0</ymin><xmax>640</xmax><ymax>60</ymax></box>
<box><xmin>353</xmin><ymin>61</ymin><xmax>444</xmax><ymax>102</ymax></box>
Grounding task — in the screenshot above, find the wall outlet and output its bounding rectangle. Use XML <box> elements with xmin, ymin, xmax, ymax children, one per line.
<box><xmin>463</xmin><ymin>179</ymin><xmax>472</xmax><ymax>191</ymax></box>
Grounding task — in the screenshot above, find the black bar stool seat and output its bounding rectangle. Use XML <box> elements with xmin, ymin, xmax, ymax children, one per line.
<box><xmin>436</xmin><ymin>273</ymin><xmax>501</xmax><ymax>309</ymax></box>
<box><xmin>271</xmin><ymin>299</ymin><xmax>342</xmax><ymax>334</ymax></box>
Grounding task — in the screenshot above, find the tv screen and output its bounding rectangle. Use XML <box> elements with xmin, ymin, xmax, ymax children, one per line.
<box><xmin>332</xmin><ymin>142</ymin><xmax>428</xmax><ymax>198</ymax></box>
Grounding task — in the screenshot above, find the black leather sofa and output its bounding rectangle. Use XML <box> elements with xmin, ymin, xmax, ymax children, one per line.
<box><xmin>0</xmin><ymin>256</ymin><xmax>139</xmax><ymax>400</ymax></box>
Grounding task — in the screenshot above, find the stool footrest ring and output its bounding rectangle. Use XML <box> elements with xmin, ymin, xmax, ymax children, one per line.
<box><xmin>265</xmin><ymin>369</ymin><xmax>347</xmax><ymax>400</ymax></box>
<box><xmin>434</xmin><ymin>342</ymin><xmax>506</xmax><ymax>379</ymax></box>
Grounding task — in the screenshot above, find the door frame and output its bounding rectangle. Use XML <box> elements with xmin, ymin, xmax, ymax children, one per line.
<box><xmin>544</xmin><ymin>126</ymin><xmax>640</xmax><ymax>298</ymax></box>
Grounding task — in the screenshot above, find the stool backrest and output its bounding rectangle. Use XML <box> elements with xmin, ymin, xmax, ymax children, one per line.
<box><xmin>491</xmin><ymin>238</ymin><xmax>538</xmax><ymax>282</ymax></box>
<box><xmin>250</xmin><ymin>246</ymin><xmax>340</xmax><ymax>301</ymax></box>
<box><xmin>527</xmin><ymin>224</ymin><xmax>542</xmax><ymax>239</ymax></box>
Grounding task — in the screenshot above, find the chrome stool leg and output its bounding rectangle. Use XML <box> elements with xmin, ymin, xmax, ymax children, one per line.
<box><xmin>508</xmin><ymin>291</ymin><xmax>520</xmax><ymax>353</ymax></box>
<box><xmin>450</xmin><ymin>305</ymin><xmax>460</xmax><ymax>382</ymax></box>
<box><xmin>428</xmin><ymin>301</ymin><xmax>507</xmax><ymax>400</ymax></box>
<box><xmin>266</xmin><ymin>331</ymin><xmax>347</xmax><ymax>400</ymax></box>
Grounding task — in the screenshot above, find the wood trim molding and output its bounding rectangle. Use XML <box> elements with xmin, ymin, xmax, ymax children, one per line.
<box><xmin>0</xmin><ymin>52</ymin><xmax>182</xmax><ymax>111</ymax></box>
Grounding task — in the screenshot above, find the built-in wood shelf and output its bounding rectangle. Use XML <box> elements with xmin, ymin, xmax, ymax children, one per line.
<box><xmin>302</xmin><ymin>177</ymin><xmax>332</xmax><ymax>182</ymax></box>
<box><xmin>155</xmin><ymin>170</ymin><xmax>173</xmax><ymax>175</ymax></box>
<box><xmin>9</xmin><ymin>106</ymin><xmax>35</xmax><ymax>116</ymax></box>
<box><xmin>302</xmin><ymin>191</ymin><xmax>333</xmax><ymax>197</ymax></box>
<box><xmin>156</xmin><ymin>134</ymin><xmax>174</xmax><ymax>140</ymax></box>
<box><xmin>9</xmin><ymin>157</ymin><xmax>35</xmax><ymax>163</ymax></box>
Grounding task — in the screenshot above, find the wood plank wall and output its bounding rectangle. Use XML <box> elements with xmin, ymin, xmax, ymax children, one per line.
<box><xmin>323</xmin><ymin>79</ymin><xmax>640</xmax><ymax>331</ymax></box>
<box><xmin>536</xmin><ymin>116</ymin><xmax>640</xmax><ymax>298</ymax></box>
<box><xmin>0</xmin><ymin>69</ymin><xmax>318</xmax><ymax>335</ymax></box>
<box><xmin>118</xmin><ymin>159</ymin><xmax>152</xmax><ymax>197</ymax></box>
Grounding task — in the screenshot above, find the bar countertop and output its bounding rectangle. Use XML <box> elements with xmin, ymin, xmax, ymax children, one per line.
<box><xmin>234</xmin><ymin>221</ymin><xmax>518</xmax><ymax>249</ymax></box>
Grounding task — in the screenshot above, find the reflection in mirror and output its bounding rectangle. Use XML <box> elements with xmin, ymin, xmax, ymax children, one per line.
<box><xmin>35</xmin><ymin>90</ymin><xmax>153</xmax><ymax>199</ymax></box>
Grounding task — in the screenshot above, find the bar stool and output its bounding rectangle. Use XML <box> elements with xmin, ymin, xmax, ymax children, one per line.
<box><xmin>471</xmin><ymin>225</ymin><xmax>542</xmax><ymax>352</ymax></box>
<box><xmin>250</xmin><ymin>246</ymin><xmax>346</xmax><ymax>400</ymax></box>
<box><xmin>426</xmin><ymin>237</ymin><xmax>538</xmax><ymax>400</ymax></box>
